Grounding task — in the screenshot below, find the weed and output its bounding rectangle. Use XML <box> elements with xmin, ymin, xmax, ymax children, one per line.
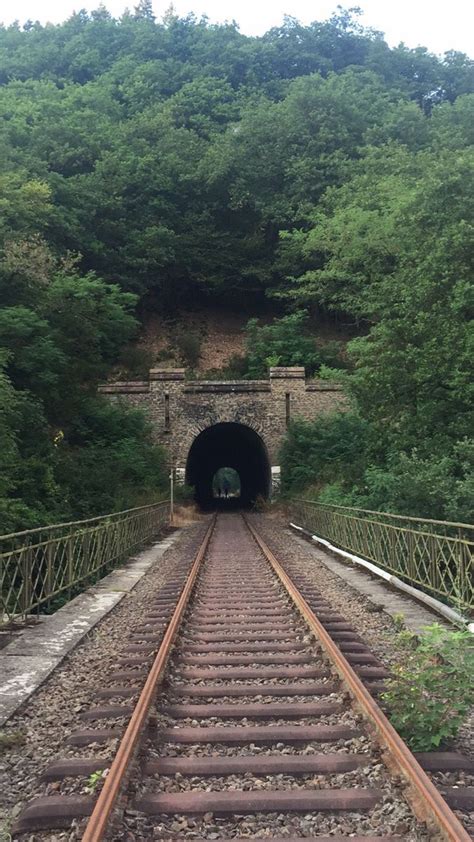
<box><xmin>382</xmin><ymin>623</ymin><xmax>474</xmax><ymax>751</ymax></box>
<box><xmin>252</xmin><ymin>494</ymin><xmax>269</xmax><ymax>513</ymax></box>
<box><xmin>84</xmin><ymin>768</ymin><xmax>109</xmax><ymax>794</ymax></box>
<box><xmin>174</xmin><ymin>483</ymin><xmax>195</xmax><ymax>503</ymax></box>
<box><xmin>0</xmin><ymin>731</ymin><xmax>26</xmax><ymax>752</ymax></box>
<box><xmin>392</xmin><ymin>612</ymin><xmax>405</xmax><ymax>630</ymax></box>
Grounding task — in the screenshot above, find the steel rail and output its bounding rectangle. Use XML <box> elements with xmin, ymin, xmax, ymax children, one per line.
<box><xmin>245</xmin><ymin>516</ymin><xmax>471</xmax><ymax>842</ymax></box>
<box><xmin>81</xmin><ymin>515</ymin><xmax>216</xmax><ymax>842</ymax></box>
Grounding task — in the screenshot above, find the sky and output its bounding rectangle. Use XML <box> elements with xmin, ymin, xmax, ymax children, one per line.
<box><xmin>1</xmin><ymin>0</ymin><xmax>473</xmax><ymax>57</ymax></box>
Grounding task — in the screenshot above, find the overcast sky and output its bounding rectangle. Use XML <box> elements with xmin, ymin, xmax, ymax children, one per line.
<box><xmin>1</xmin><ymin>0</ymin><xmax>473</xmax><ymax>57</ymax></box>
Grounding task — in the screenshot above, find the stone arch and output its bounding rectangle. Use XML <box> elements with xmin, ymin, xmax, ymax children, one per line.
<box><xmin>185</xmin><ymin>421</ymin><xmax>272</xmax><ymax>508</ymax></box>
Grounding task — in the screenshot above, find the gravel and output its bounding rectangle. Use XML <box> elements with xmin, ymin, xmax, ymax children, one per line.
<box><xmin>249</xmin><ymin>513</ymin><xmax>474</xmax><ymax>753</ymax></box>
<box><xmin>123</xmin><ymin>799</ymin><xmax>427</xmax><ymax>841</ymax></box>
<box><xmin>0</xmin><ymin>521</ymin><xmax>210</xmax><ymax>841</ymax></box>
<box><xmin>120</xmin><ymin>514</ymin><xmax>429</xmax><ymax>841</ymax></box>
<box><xmin>3</xmin><ymin>512</ymin><xmax>467</xmax><ymax>841</ymax></box>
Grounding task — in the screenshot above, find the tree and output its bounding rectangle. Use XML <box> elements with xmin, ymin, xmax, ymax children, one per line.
<box><xmin>133</xmin><ymin>0</ymin><xmax>155</xmax><ymax>22</ymax></box>
<box><xmin>243</xmin><ymin>311</ymin><xmax>344</xmax><ymax>378</ymax></box>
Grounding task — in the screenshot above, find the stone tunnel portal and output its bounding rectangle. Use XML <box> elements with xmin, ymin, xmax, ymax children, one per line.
<box><xmin>186</xmin><ymin>422</ymin><xmax>271</xmax><ymax>508</ymax></box>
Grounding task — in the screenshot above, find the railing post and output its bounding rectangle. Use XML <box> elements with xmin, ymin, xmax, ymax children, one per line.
<box><xmin>83</xmin><ymin>530</ymin><xmax>90</xmax><ymax>582</ymax></box>
<box><xmin>21</xmin><ymin>544</ymin><xmax>32</xmax><ymax>623</ymax></box>
<box><xmin>67</xmin><ymin>536</ymin><xmax>73</xmax><ymax>600</ymax></box>
<box><xmin>46</xmin><ymin>541</ymin><xmax>54</xmax><ymax>611</ymax></box>
<box><xmin>407</xmin><ymin>529</ymin><xmax>415</xmax><ymax>581</ymax></box>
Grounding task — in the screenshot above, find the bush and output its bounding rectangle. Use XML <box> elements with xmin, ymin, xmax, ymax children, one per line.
<box><xmin>55</xmin><ymin>398</ymin><xmax>168</xmax><ymax>518</ymax></box>
<box><xmin>174</xmin><ymin>482</ymin><xmax>195</xmax><ymax>503</ymax></box>
<box><xmin>252</xmin><ymin>493</ymin><xmax>269</xmax><ymax>512</ymax></box>
<box><xmin>382</xmin><ymin>624</ymin><xmax>474</xmax><ymax>751</ymax></box>
<box><xmin>118</xmin><ymin>345</ymin><xmax>154</xmax><ymax>378</ymax></box>
<box><xmin>175</xmin><ymin>328</ymin><xmax>201</xmax><ymax>369</ymax></box>
<box><xmin>357</xmin><ymin>446</ymin><xmax>474</xmax><ymax>522</ymax></box>
<box><xmin>244</xmin><ymin>311</ymin><xmax>345</xmax><ymax>379</ymax></box>
<box><xmin>280</xmin><ymin>412</ymin><xmax>369</xmax><ymax>496</ymax></box>
<box><xmin>222</xmin><ymin>353</ymin><xmax>249</xmax><ymax>379</ymax></box>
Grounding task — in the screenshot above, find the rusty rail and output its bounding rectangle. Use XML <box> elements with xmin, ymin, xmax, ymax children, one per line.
<box><xmin>13</xmin><ymin>513</ymin><xmax>471</xmax><ymax>841</ymax></box>
<box><xmin>245</xmin><ymin>517</ymin><xmax>471</xmax><ymax>842</ymax></box>
<box><xmin>81</xmin><ymin>514</ymin><xmax>216</xmax><ymax>842</ymax></box>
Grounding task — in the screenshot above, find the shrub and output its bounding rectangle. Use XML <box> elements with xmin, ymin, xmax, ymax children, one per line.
<box><xmin>174</xmin><ymin>482</ymin><xmax>195</xmax><ymax>503</ymax></box>
<box><xmin>175</xmin><ymin>328</ymin><xmax>201</xmax><ymax>369</ymax></box>
<box><xmin>55</xmin><ymin>398</ymin><xmax>168</xmax><ymax>518</ymax></box>
<box><xmin>280</xmin><ymin>412</ymin><xmax>369</xmax><ymax>496</ymax></box>
<box><xmin>252</xmin><ymin>493</ymin><xmax>269</xmax><ymax>512</ymax></box>
<box><xmin>382</xmin><ymin>624</ymin><xmax>474</xmax><ymax>751</ymax></box>
<box><xmin>118</xmin><ymin>345</ymin><xmax>154</xmax><ymax>378</ymax></box>
<box><xmin>222</xmin><ymin>353</ymin><xmax>249</xmax><ymax>379</ymax></box>
<box><xmin>244</xmin><ymin>311</ymin><xmax>345</xmax><ymax>379</ymax></box>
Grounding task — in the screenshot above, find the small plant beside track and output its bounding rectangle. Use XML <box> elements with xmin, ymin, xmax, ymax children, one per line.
<box><xmin>383</xmin><ymin>624</ymin><xmax>474</xmax><ymax>751</ymax></box>
<box><xmin>84</xmin><ymin>769</ymin><xmax>109</xmax><ymax>794</ymax></box>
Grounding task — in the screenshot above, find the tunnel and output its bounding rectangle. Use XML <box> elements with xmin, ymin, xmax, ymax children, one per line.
<box><xmin>185</xmin><ymin>422</ymin><xmax>271</xmax><ymax>508</ymax></box>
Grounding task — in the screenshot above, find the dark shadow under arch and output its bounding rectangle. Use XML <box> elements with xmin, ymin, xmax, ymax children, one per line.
<box><xmin>186</xmin><ymin>422</ymin><xmax>271</xmax><ymax>508</ymax></box>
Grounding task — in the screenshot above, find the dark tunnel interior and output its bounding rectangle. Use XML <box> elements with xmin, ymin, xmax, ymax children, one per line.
<box><xmin>186</xmin><ymin>422</ymin><xmax>271</xmax><ymax>508</ymax></box>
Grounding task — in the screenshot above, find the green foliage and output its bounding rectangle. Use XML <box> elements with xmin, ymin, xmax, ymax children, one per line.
<box><xmin>0</xmin><ymin>238</ymin><xmax>167</xmax><ymax>533</ymax></box>
<box><xmin>85</xmin><ymin>769</ymin><xmax>108</xmax><ymax>794</ymax></box>
<box><xmin>174</xmin><ymin>327</ymin><xmax>201</xmax><ymax>369</ymax></box>
<box><xmin>0</xmin><ymin>730</ymin><xmax>26</xmax><ymax>751</ymax></box>
<box><xmin>278</xmin><ymin>120</ymin><xmax>473</xmax><ymax>520</ymax></box>
<box><xmin>212</xmin><ymin>467</ymin><xmax>241</xmax><ymax>496</ymax></box>
<box><xmin>280</xmin><ymin>413</ymin><xmax>369</xmax><ymax>496</ymax></box>
<box><xmin>54</xmin><ymin>399</ymin><xmax>168</xmax><ymax>519</ymax></box>
<box><xmin>243</xmin><ymin>312</ymin><xmax>345</xmax><ymax>379</ymax></box>
<box><xmin>117</xmin><ymin>345</ymin><xmax>155</xmax><ymax>378</ymax></box>
<box><xmin>0</xmin><ymin>8</ymin><xmax>473</xmax><ymax>526</ymax></box>
<box><xmin>383</xmin><ymin>625</ymin><xmax>474</xmax><ymax>751</ymax></box>
<box><xmin>174</xmin><ymin>483</ymin><xmax>195</xmax><ymax>503</ymax></box>
<box><xmin>0</xmin><ymin>10</ymin><xmax>471</xmax><ymax>305</ymax></box>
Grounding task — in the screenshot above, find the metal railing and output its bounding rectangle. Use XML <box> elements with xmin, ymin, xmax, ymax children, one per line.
<box><xmin>0</xmin><ymin>501</ymin><xmax>170</xmax><ymax>626</ymax></box>
<box><xmin>290</xmin><ymin>499</ymin><xmax>474</xmax><ymax>615</ymax></box>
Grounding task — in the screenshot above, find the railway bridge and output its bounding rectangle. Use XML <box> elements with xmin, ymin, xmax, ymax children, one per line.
<box><xmin>99</xmin><ymin>366</ymin><xmax>346</xmax><ymax>505</ymax></box>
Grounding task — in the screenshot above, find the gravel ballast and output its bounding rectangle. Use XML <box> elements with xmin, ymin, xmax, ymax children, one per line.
<box><xmin>3</xmin><ymin>512</ymin><xmax>471</xmax><ymax>840</ymax></box>
<box><xmin>0</xmin><ymin>521</ymin><xmax>210</xmax><ymax>841</ymax></box>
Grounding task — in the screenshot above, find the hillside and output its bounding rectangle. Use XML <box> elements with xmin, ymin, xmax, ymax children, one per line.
<box><xmin>115</xmin><ymin>306</ymin><xmax>356</xmax><ymax>379</ymax></box>
<box><xmin>0</xmin><ymin>7</ymin><xmax>472</xmax><ymax>530</ymax></box>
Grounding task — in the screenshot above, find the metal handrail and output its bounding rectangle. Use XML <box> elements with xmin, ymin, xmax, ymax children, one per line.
<box><xmin>290</xmin><ymin>499</ymin><xmax>473</xmax><ymax>614</ymax></box>
<box><xmin>1</xmin><ymin>501</ymin><xmax>170</xmax><ymax>626</ymax></box>
<box><xmin>0</xmin><ymin>501</ymin><xmax>166</xmax><ymax>542</ymax></box>
<box><xmin>296</xmin><ymin>498</ymin><xmax>474</xmax><ymax>531</ymax></box>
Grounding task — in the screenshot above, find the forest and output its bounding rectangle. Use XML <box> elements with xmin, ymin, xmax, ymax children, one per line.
<box><xmin>0</xmin><ymin>3</ymin><xmax>472</xmax><ymax>531</ymax></box>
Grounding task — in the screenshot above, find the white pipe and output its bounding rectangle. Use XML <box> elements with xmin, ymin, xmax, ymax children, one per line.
<box><xmin>289</xmin><ymin>522</ymin><xmax>472</xmax><ymax>632</ymax></box>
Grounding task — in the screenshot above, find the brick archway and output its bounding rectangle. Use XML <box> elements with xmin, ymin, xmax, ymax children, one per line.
<box><xmin>99</xmin><ymin>367</ymin><xmax>346</xmax><ymax>498</ymax></box>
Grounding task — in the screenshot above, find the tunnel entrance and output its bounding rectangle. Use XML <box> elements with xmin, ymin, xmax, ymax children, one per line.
<box><xmin>186</xmin><ymin>422</ymin><xmax>271</xmax><ymax>508</ymax></box>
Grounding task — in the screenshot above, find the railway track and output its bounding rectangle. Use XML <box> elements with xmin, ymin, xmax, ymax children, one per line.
<box><xmin>14</xmin><ymin>513</ymin><xmax>473</xmax><ymax>841</ymax></box>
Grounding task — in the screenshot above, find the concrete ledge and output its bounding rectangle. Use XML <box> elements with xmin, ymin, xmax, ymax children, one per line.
<box><xmin>306</xmin><ymin>381</ymin><xmax>344</xmax><ymax>391</ymax></box>
<box><xmin>149</xmin><ymin>368</ymin><xmax>186</xmax><ymax>381</ymax></box>
<box><xmin>184</xmin><ymin>381</ymin><xmax>270</xmax><ymax>394</ymax></box>
<box><xmin>0</xmin><ymin>532</ymin><xmax>180</xmax><ymax>726</ymax></box>
<box><xmin>288</xmin><ymin>527</ymin><xmax>450</xmax><ymax>636</ymax></box>
<box><xmin>98</xmin><ymin>382</ymin><xmax>150</xmax><ymax>394</ymax></box>
<box><xmin>269</xmin><ymin>366</ymin><xmax>305</xmax><ymax>379</ymax></box>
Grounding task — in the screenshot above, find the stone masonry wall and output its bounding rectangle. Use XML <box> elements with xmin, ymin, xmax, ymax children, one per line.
<box><xmin>98</xmin><ymin>367</ymin><xmax>347</xmax><ymax>488</ymax></box>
